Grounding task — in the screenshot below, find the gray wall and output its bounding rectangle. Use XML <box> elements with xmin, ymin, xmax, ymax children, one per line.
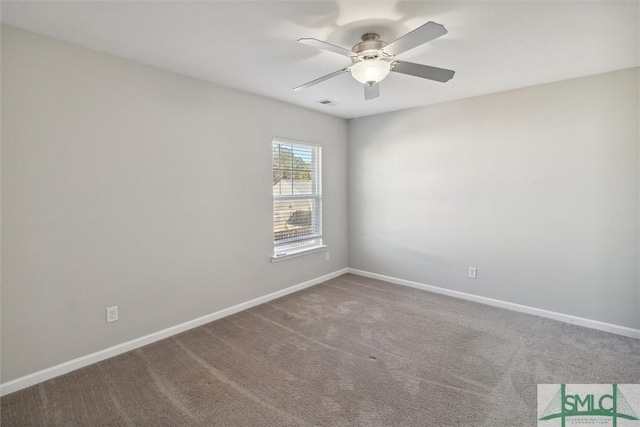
<box><xmin>349</xmin><ymin>67</ymin><xmax>639</xmax><ymax>330</ymax></box>
<box><xmin>1</xmin><ymin>26</ymin><xmax>348</xmax><ymax>382</ymax></box>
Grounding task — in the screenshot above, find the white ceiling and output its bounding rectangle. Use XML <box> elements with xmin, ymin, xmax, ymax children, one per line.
<box><xmin>2</xmin><ymin>1</ymin><xmax>638</xmax><ymax>119</ymax></box>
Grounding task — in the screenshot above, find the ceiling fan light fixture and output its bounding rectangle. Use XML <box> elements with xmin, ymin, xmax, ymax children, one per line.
<box><xmin>350</xmin><ymin>59</ymin><xmax>391</xmax><ymax>85</ymax></box>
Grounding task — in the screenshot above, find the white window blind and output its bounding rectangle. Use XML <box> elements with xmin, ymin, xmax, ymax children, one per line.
<box><xmin>272</xmin><ymin>139</ymin><xmax>322</xmax><ymax>255</ymax></box>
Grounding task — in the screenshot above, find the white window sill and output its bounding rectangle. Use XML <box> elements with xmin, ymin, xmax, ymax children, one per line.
<box><xmin>271</xmin><ymin>245</ymin><xmax>328</xmax><ymax>263</ymax></box>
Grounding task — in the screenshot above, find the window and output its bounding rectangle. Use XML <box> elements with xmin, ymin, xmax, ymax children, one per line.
<box><xmin>272</xmin><ymin>138</ymin><xmax>322</xmax><ymax>257</ymax></box>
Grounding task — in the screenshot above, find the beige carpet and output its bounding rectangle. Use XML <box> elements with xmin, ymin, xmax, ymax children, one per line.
<box><xmin>2</xmin><ymin>273</ymin><xmax>639</xmax><ymax>426</ymax></box>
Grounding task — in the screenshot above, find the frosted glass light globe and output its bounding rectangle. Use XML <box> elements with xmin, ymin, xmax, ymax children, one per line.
<box><xmin>351</xmin><ymin>60</ymin><xmax>391</xmax><ymax>84</ymax></box>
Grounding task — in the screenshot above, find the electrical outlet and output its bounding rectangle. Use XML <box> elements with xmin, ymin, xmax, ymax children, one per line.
<box><xmin>106</xmin><ymin>306</ymin><xmax>118</xmax><ymax>323</ymax></box>
<box><xmin>325</xmin><ymin>251</ymin><xmax>330</xmax><ymax>261</ymax></box>
<box><xmin>468</xmin><ymin>267</ymin><xmax>477</xmax><ymax>279</ymax></box>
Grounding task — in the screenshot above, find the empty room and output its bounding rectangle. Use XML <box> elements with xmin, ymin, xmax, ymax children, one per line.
<box><xmin>1</xmin><ymin>1</ymin><xmax>639</xmax><ymax>426</ymax></box>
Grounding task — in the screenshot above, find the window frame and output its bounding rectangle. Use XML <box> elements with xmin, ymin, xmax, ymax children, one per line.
<box><xmin>271</xmin><ymin>138</ymin><xmax>324</xmax><ymax>261</ymax></box>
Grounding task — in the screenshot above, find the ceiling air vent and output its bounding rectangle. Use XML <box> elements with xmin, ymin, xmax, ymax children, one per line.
<box><xmin>316</xmin><ymin>99</ymin><xmax>340</xmax><ymax>107</ymax></box>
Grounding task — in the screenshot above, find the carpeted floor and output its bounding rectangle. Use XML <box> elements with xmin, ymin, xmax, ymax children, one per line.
<box><xmin>2</xmin><ymin>273</ymin><xmax>639</xmax><ymax>426</ymax></box>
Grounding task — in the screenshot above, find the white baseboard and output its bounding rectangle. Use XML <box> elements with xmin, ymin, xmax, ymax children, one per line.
<box><xmin>3</xmin><ymin>266</ymin><xmax>636</xmax><ymax>396</ymax></box>
<box><xmin>347</xmin><ymin>268</ymin><xmax>640</xmax><ymax>340</ymax></box>
<box><xmin>0</xmin><ymin>268</ymin><xmax>348</xmax><ymax>397</ymax></box>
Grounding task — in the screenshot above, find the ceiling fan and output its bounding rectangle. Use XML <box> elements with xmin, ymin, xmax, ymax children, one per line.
<box><xmin>294</xmin><ymin>21</ymin><xmax>455</xmax><ymax>100</ymax></box>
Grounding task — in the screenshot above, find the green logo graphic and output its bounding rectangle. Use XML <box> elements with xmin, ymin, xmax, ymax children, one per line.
<box><xmin>539</xmin><ymin>384</ymin><xmax>639</xmax><ymax>427</ymax></box>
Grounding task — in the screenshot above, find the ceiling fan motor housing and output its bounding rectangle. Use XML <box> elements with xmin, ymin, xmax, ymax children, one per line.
<box><xmin>352</xmin><ymin>33</ymin><xmax>389</xmax><ymax>62</ymax></box>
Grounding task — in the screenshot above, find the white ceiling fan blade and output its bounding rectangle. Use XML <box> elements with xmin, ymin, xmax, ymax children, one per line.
<box><xmin>382</xmin><ymin>21</ymin><xmax>448</xmax><ymax>57</ymax></box>
<box><xmin>293</xmin><ymin>68</ymin><xmax>350</xmax><ymax>91</ymax></box>
<box><xmin>298</xmin><ymin>38</ymin><xmax>354</xmax><ymax>57</ymax></box>
<box><xmin>364</xmin><ymin>82</ymin><xmax>380</xmax><ymax>100</ymax></box>
<box><xmin>391</xmin><ymin>61</ymin><xmax>455</xmax><ymax>83</ymax></box>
